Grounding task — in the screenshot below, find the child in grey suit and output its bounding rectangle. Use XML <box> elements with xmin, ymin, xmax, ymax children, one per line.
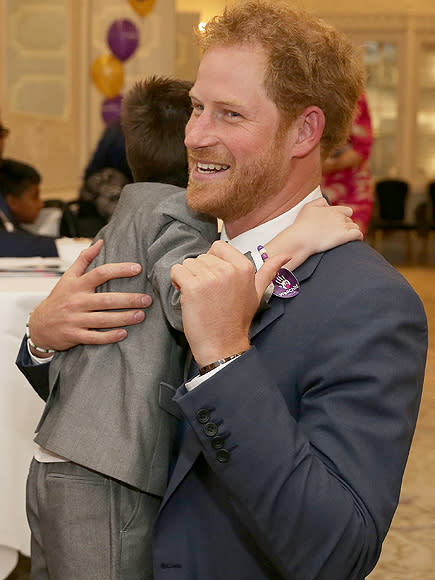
<box><xmin>22</xmin><ymin>77</ymin><xmax>361</xmax><ymax>580</ymax></box>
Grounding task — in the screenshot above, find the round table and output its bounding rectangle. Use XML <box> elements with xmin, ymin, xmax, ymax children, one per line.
<box><xmin>0</xmin><ymin>275</ymin><xmax>58</xmax><ymax>558</ymax></box>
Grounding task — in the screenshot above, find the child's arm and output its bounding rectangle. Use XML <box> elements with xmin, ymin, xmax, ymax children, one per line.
<box><xmin>147</xmin><ymin>199</ymin><xmax>217</xmax><ymax>333</ymax></box>
<box><xmin>151</xmin><ymin>197</ymin><xmax>361</xmax><ymax>332</ymax></box>
<box><xmin>261</xmin><ymin>198</ymin><xmax>362</xmax><ymax>271</ymax></box>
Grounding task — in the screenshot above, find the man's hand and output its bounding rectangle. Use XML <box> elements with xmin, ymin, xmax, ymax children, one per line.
<box><xmin>28</xmin><ymin>239</ymin><xmax>152</xmax><ymax>353</ymax></box>
<box><xmin>171</xmin><ymin>241</ymin><xmax>288</xmax><ymax>368</ymax></box>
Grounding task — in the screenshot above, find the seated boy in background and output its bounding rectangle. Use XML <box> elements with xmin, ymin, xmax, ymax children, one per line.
<box><xmin>0</xmin><ymin>159</ymin><xmax>58</xmax><ymax>257</ymax></box>
<box><xmin>18</xmin><ymin>76</ymin><xmax>361</xmax><ymax>580</ymax></box>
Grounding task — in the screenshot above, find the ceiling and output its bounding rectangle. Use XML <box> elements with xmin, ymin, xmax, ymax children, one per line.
<box><xmin>176</xmin><ymin>0</ymin><xmax>228</xmax><ymax>22</ymax></box>
<box><xmin>176</xmin><ymin>0</ymin><xmax>435</xmax><ymax>21</ymax></box>
<box><xmin>176</xmin><ymin>0</ymin><xmax>310</xmax><ymax>25</ymax></box>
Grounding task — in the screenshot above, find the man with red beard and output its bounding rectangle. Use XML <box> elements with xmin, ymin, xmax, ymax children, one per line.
<box><xmin>159</xmin><ymin>3</ymin><xmax>426</xmax><ymax>579</ymax></box>
<box><xmin>17</xmin><ymin>2</ymin><xmax>426</xmax><ymax>579</ymax></box>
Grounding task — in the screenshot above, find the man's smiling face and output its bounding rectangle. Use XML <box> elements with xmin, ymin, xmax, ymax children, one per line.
<box><xmin>184</xmin><ymin>43</ymin><xmax>293</xmax><ymax>227</ymax></box>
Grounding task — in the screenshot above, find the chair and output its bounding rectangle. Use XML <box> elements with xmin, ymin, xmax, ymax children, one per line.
<box><xmin>43</xmin><ymin>199</ymin><xmax>107</xmax><ymax>238</ymax></box>
<box><xmin>43</xmin><ymin>199</ymin><xmax>78</xmax><ymax>238</ymax></box>
<box><xmin>62</xmin><ymin>200</ymin><xmax>107</xmax><ymax>238</ymax></box>
<box><xmin>369</xmin><ymin>178</ymin><xmax>416</xmax><ymax>262</ymax></box>
<box><xmin>427</xmin><ymin>181</ymin><xmax>435</xmax><ymax>224</ymax></box>
<box><xmin>419</xmin><ymin>181</ymin><xmax>435</xmax><ymax>260</ymax></box>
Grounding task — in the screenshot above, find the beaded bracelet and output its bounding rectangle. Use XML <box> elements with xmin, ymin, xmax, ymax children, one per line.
<box><xmin>26</xmin><ymin>313</ymin><xmax>56</xmax><ymax>355</ymax></box>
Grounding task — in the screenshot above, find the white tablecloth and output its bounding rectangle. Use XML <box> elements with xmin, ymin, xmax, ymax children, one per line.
<box><xmin>0</xmin><ymin>275</ymin><xmax>58</xmax><ymax>555</ymax></box>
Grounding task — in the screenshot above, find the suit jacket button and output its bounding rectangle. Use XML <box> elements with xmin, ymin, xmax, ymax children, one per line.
<box><xmin>196</xmin><ymin>409</ymin><xmax>210</xmax><ymax>424</ymax></box>
<box><xmin>212</xmin><ymin>435</ymin><xmax>225</xmax><ymax>449</ymax></box>
<box><xmin>204</xmin><ymin>422</ymin><xmax>218</xmax><ymax>437</ymax></box>
<box><xmin>216</xmin><ymin>449</ymin><xmax>231</xmax><ymax>463</ymax></box>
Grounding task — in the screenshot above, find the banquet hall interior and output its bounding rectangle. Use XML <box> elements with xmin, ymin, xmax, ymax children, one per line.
<box><xmin>1</xmin><ymin>0</ymin><xmax>435</xmax><ymax>578</ymax></box>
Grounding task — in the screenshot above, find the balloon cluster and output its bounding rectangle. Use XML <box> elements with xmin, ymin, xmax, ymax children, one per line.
<box><xmin>91</xmin><ymin>0</ymin><xmax>157</xmax><ymax>124</ymax></box>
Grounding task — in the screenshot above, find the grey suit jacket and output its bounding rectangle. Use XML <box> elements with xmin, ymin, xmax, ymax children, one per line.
<box><xmin>152</xmin><ymin>241</ymin><xmax>427</xmax><ymax>579</ymax></box>
<box><xmin>34</xmin><ymin>182</ymin><xmax>217</xmax><ymax>496</ymax></box>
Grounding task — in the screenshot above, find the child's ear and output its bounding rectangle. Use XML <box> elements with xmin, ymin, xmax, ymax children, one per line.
<box><xmin>291</xmin><ymin>106</ymin><xmax>325</xmax><ymax>158</ymax></box>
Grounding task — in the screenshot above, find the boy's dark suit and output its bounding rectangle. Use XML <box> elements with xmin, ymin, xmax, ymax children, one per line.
<box><xmin>0</xmin><ymin>229</ymin><xmax>58</xmax><ymax>257</ymax></box>
<box><xmin>0</xmin><ymin>194</ymin><xmax>57</xmax><ymax>257</ymax></box>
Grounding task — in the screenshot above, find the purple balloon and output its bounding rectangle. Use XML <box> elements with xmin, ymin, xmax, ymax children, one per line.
<box><xmin>107</xmin><ymin>19</ymin><xmax>139</xmax><ymax>62</ymax></box>
<box><xmin>101</xmin><ymin>94</ymin><xmax>123</xmax><ymax>124</ymax></box>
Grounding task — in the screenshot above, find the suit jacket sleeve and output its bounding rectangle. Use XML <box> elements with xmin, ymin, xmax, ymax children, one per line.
<box><xmin>173</xmin><ymin>260</ymin><xmax>427</xmax><ymax>579</ymax></box>
<box><xmin>147</xmin><ymin>193</ymin><xmax>217</xmax><ymax>332</ymax></box>
<box><xmin>16</xmin><ymin>336</ymin><xmax>50</xmax><ymax>401</ymax></box>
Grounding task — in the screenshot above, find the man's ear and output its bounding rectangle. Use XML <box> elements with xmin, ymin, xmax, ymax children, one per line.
<box><xmin>291</xmin><ymin>106</ymin><xmax>325</xmax><ymax>158</ymax></box>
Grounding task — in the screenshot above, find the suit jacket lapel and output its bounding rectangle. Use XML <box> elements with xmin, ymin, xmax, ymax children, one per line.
<box><xmin>293</xmin><ymin>251</ymin><xmax>323</xmax><ymax>283</ymax></box>
<box><xmin>249</xmin><ymin>251</ymin><xmax>324</xmax><ymax>340</ymax></box>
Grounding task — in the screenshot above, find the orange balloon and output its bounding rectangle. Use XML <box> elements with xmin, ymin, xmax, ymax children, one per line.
<box><xmin>91</xmin><ymin>54</ymin><xmax>124</xmax><ymax>98</ymax></box>
<box><xmin>127</xmin><ymin>0</ymin><xmax>156</xmax><ymax>18</ymax></box>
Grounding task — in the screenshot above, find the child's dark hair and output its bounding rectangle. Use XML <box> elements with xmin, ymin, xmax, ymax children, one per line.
<box><xmin>0</xmin><ymin>159</ymin><xmax>41</xmax><ymax>198</ymax></box>
<box><xmin>121</xmin><ymin>76</ymin><xmax>193</xmax><ymax>188</ymax></box>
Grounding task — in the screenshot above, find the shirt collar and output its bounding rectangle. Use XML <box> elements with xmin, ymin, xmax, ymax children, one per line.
<box><xmin>220</xmin><ymin>186</ymin><xmax>323</xmax><ymax>253</ymax></box>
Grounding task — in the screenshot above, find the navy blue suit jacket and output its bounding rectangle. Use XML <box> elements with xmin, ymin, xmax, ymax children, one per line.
<box><xmin>152</xmin><ymin>241</ymin><xmax>427</xmax><ymax>580</ymax></box>
<box><xmin>0</xmin><ymin>229</ymin><xmax>58</xmax><ymax>257</ymax></box>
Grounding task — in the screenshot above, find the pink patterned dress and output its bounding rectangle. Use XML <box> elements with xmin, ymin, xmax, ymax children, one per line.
<box><xmin>321</xmin><ymin>93</ymin><xmax>374</xmax><ymax>236</ymax></box>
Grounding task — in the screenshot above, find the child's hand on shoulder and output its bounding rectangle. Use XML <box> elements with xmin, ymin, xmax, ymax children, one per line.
<box><xmin>264</xmin><ymin>198</ymin><xmax>362</xmax><ymax>272</ymax></box>
<box><xmin>294</xmin><ymin>198</ymin><xmax>362</xmax><ymax>248</ymax></box>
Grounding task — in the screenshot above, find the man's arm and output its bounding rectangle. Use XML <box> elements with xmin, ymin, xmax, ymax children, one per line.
<box><xmin>27</xmin><ymin>239</ymin><xmax>151</xmax><ymax>354</ymax></box>
<box><xmin>19</xmin><ymin>197</ymin><xmax>361</xmax><ymax>401</ymax></box>
<box><xmin>171</xmin><ymin>241</ymin><xmax>286</xmax><ymax>367</ymax></box>
<box><xmin>16</xmin><ymin>239</ymin><xmax>152</xmax><ymax>398</ymax></box>
<box><xmin>171</xmin><ymin>242</ymin><xmax>427</xmax><ymax>579</ymax></box>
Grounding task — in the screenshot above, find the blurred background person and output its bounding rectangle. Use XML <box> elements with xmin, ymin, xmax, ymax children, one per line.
<box><xmin>83</xmin><ymin>121</ymin><xmax>132</xmax><ymax>183</ymax></box>
<box><xmin>321</xmin><ymin>92</ymin><xmax>374</xmax><ymax>237</ymax></box>
<box><xmin>0</xmin><ymin>159</ymin><xmax>58</xmax><ymax>257</ymax></box>
<box><xmin>0</xmin><ymin>117</ymin><xmax>10</xmax><ymax>165</ymax></box>
<box><xmin>78</xmin><ymin>121</ymin><xmax>132</xmax><ymax>227</ymax></box>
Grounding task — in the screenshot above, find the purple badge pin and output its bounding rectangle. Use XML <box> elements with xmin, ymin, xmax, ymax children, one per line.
<box><xmin>257</xmin><ymin>245</ymin><xmax>300</xmax><ymax>299</ymax></box>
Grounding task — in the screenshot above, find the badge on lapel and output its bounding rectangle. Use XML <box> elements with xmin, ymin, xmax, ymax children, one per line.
<box><xmin>257</xmin><ymin>245</ymin><xmax>300</xmax><ymax>299</ymax></box>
